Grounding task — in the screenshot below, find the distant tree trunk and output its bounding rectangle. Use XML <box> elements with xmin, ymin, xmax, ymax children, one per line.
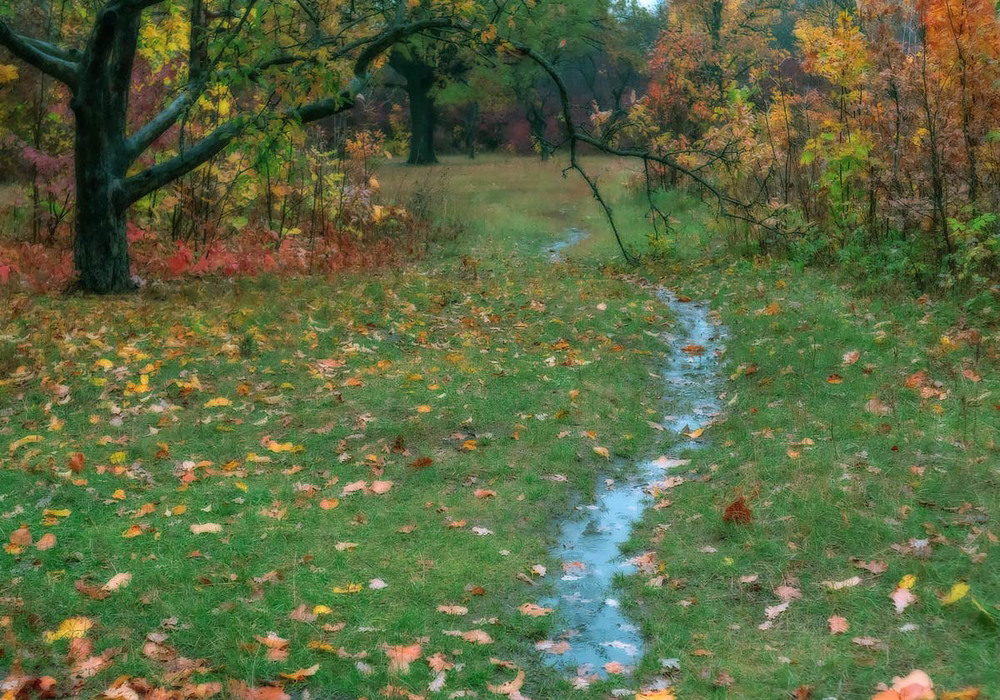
<box><xmin>391</xmin><ymin>50</ymin><xmax>438</xmax><ymax>165</ymax></box>
<box><xmin>527</xmin><ymin>105</ymin><xmax>550</xmax><ymax>161</ymax></box>
<box><xmin>919</xmin><ymin>29</ymin><xmax>953</xmax><ymax>261</ymax></box>
<box><xmin>465</xmin><ymin>102</ymin><xmax>479</xmax><ymax>159</ymax></box>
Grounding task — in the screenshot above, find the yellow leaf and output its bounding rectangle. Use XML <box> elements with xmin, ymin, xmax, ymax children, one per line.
<box><xmin>941</xmin><ymin>582</ymin><xmax>970</xmax><ymax>606</ymax></box>
<box><xmin>112</xmin><ymin>489</ymin><xmax>126</xmax><ymax>500</ymax></box>
<box><xmin>268</xmin><ymin>441</ymin><xmax>303</xmax><ymax>453</ymax></box>
<box><xmin>280</xmin><ymin>664</ymin><xmax>319</xmax><ymax>681</ymax></box>
<box><xmin>636</xmin><ymin>690</ymin><xmax>676</xmax><ymax>700</ymax></box>
<box><xmin>313</xmin><ymin>605</ymin><xmax>332</xmax><ymax>615</ymax></box>
<box><xmin>332</xmin><ymin>583</ymin><xmax>363</xmax><ymax>594</ymax></box>
<box><xmin>204</xmin><ymin>397</ymin><xmax>231</xmax><ymax>408</ymax></box>
<box><xmin>0</xmin><ymin>64</ymin><xmax>19</xmax><ymax>84</ymax></box>
<box><xmin>110</xmin><ymin>451</ymin><xmax>127</xmax><ymax>465</ymax></box>
<box><xmin>9</xmin><ymin>435</ymin><xmax>43</xmax><ymax>452</ymax></box>
<box><xmin>42</xmin><ymin>509</ymin><xmax>71</xmax><ymax>519</ymax></box>
<box><xmin>593</xmin><ymin>446</ymin><xmax>610</xmax><ymax>459</ymax></box>
<box><xmin>43</xmin><ymin>616</ymin><xmax>93</xmax><ymax>643</ymax></box>
<box><xmin>899</xmin><ymin>574</ymin><xmax>917</xmax><ymax>589</ymax></box>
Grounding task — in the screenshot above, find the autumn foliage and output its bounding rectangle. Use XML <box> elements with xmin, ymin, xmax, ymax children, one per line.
<box><xmin>641</xmin><ymin>0</ymin><xmax>1000</xmax><ymax>290</ymax></box>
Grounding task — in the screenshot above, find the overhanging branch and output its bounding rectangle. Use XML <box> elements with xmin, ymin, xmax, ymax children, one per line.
<box><xmin>122</xmin><ymin>17</ymin><xmax>456</xmax><ymax>205</ymax></box>
<box><xmin>0</xmin><ymin>19</ymin><xmax>79</xmax><ymax>88</ymax></box>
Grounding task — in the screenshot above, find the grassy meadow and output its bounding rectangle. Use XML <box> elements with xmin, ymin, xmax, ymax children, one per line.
<box><xmin>2</xmin><ymin>154</ymin><xmax>998</xmax><ymax>699</ymax></box>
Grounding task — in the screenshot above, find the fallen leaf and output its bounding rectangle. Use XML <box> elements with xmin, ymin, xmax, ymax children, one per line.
<box><xmin>102</xmin><ymin>573</ymin><xmax>132</xmax><ymax>592</ymax></box>
<box><xmin>384</xmin><ymin>643</ymin><xmax>422</xmax><ymax>674</ymax></box>
<box><xmin>44</xmin><ymin>617</ymin><xmax>93</xmax><ymax>643</ymax></box>
<box><xmin>822</xmin><ymin>576</ymin><xmax>862</xmax><ymax>591</ymax></box>
<box><xmin>369</xmin><ymin>480</ymin><xmax>393</xmax><ymax>495</ymax></box>
<box><xmin>279</xmin><ymin>664</ymin><xmax>319</xmax><ymax>682</ymax></box>
<box><xmin>437</xmin><ymin>605</ymin><xmax>468</xmax><ymax>616</ymax></box>
<box><xmin>723</xmin><ymin>496</ymin><xmax>752</xmax><ymax>524</ymax></box>
<box><xmin>890</xmin><ymin>586</ymin><xmax>917</xmax><ymax>613</ymax></box>
<box><xmin>828</xmin><ymin>615</ymin><xmax>849</xmax><ymax>634</ymax></box>
<box><xmin>518</xmin><ymin>603</ymin><xmax>553</xmax><ymax>617</ymax></box>
<box><xmin>940</xmin><ymin>582</ymin><xmax>970</xmax><ymax>606</ymax></box>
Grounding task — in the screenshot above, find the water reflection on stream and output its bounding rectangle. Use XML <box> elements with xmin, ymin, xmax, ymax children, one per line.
<box><xmin>542</xmin><ymin>288</ymin><xmax>725</xmax><ymax>680</ymax></box>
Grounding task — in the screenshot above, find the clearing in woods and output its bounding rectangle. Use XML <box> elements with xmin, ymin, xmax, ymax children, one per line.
<box><xmin>3</xmin><ymin>156</ymin><xmax>999</xmax><ymax>699</ymax></box>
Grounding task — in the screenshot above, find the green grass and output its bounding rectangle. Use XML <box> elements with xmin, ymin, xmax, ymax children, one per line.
<box><xmin>0</xmin><ymin>156</ymin><xmax>671</xmax><ymax>699</ymax></box>
<box><xmin>620</xmin><ymin>209</ymin><xmax>1000</xmax><ymax>697</ymax></box>
<box><xmin>4</xmin><ymin>154</ymin><xmax>998</xmax><ymax>699</ymax></box>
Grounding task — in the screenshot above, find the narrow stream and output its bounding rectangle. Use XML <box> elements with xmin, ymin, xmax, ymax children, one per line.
<box><xmin>546</xmin><ymin>227</ymin><xmax>587</xmax><ymax>262</ymax></box>
<box><xmin>541</xmin><ymin>237</ymin><xmax>725</xmax><ymax>681</ymax></box>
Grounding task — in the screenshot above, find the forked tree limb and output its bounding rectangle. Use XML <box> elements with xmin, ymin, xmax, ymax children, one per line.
<box><xmin>513</xmin><ymin>43</ymin><xmax>793</xmax><ymax>260</ymax></box>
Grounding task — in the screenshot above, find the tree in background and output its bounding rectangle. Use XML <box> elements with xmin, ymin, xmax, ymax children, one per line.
<box><xmin>0</xmin><ymin>0</ymin><xmax>500</xmax><ymax>292</ymax></box>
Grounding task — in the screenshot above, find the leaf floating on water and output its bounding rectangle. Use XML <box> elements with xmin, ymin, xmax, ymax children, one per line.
<box><xmin>652</xmin><ymin>456</ymin><xmax>690</xmax><ymax>469</ymax></box>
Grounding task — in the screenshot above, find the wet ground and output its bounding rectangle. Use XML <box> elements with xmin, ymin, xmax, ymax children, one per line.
<box><xmin>546</xmin><ymin>228</ymin><xmax>588</xmax><ymax>262</ymax></box>
<box><xmin>541</xmin><ymin>233</ymin><xmax>725</xmax><ymax>681</ymax></box>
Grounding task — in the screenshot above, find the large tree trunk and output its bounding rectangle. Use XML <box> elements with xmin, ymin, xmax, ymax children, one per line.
<box><xmin>407</xmin><ymin>80</ymin><xmax>437</xmax><ymax>164</ymax></box>
<box><xmin>72</xmin><ymin>136</ymin><xmax>132</xmax><ymax>293</ymax></box>
<box><xmin>70</xmin><ymin>5</ymin><xmax>138</xmax><ymax>294</ymax></box>
<box><xmin>390</xmin><ymin>50</ymin><xmax>438</xmax><ymax>165</ymax></box>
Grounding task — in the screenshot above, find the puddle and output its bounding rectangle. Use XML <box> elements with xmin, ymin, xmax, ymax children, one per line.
<box><xmin>541</xmin><ymin>290</ymin><xmax>725</xmax><ymax>680</ymax></box>
<box><xmin>547</xmin><ymin>228</ymin><xmax>587</xmax><ymax>262</ymax></box>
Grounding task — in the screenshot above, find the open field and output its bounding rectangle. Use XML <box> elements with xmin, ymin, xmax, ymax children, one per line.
<box><xmin>1</xmin><ymin>156</ymin><xmax>673</xmax><ymax>699</ymax></box>
<box><xmin>2</xmin><ymin>155</ymin><xmax>999</xmax><ymax>699</ymax></box>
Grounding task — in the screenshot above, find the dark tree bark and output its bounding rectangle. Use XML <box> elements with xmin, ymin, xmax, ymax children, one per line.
<box><xmin>0</xmin><ymin>1</ymin><xmax>453</xmax><ymax>292</ymax></box>
<box><xmin>69</xmin><ymin>3</ymin><xmax>141</xmax><ymax>293</ymax></box>
<box><xmin>390</xmin><ymin>49</ymin><xmax>438</xmax><ymax>165</ymax></box>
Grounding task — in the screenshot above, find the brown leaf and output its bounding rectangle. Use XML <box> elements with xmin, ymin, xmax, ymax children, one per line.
<box><xmin>518</xmin><ymin>603</ymin><xmax>553</xmax><ymax>617</ymax></box>
<box><xmin>383</xmin><ymin>643</ymin><xmax>422</xmax><ymax>674</ymax></box>
<box><xmin>722</xmin><ymin>496</ymin><xmax>752</xmax><ymax>524</ymax></box>
<box><xmin>827</xmin><ymin>615</ymin><xmax>849</xmax><ymax>634</ymax></box>
<box><xmin>226</xmin><ymin>680</ymin><xmax>290</xmax><ymax>700</ymax></box>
